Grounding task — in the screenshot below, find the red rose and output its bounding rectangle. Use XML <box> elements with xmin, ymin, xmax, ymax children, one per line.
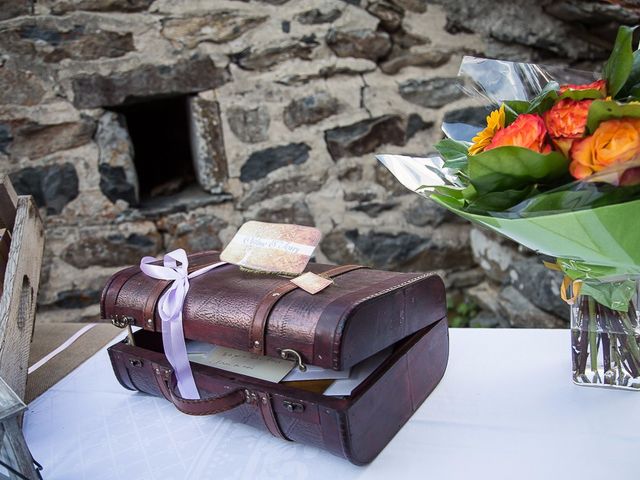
<box><xmin>559</xmin><ymin>79</ymin><xmax>606</xmax><ymax>96</ymax></box>
<box><xmin>485</xmin><ymin>114</ymin><xmax>551</xmax><ymax>154</ymax></box>
<box><xmin>543</xmin><ymin>98</ymin><xmax>592</xmax><ymax>156</ymax></box>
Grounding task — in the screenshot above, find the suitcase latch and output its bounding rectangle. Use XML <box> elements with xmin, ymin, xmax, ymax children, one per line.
<box><xmin>283</xmin><ymin>400</ymin><xmax>304</xmax><ymax>413</ymax></box>
<box><xmin>279</xmin><ymin>349</ymin><xmax>307</xmax><ymax>372</ymax></box>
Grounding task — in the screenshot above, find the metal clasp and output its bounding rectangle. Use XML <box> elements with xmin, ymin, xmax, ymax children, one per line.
<box><xmin>111</xmin><ymin>315</ymin><xmax>135</xmax><ymax>328</ymax></box>
<box><xmin>279</xmin><ymin>349</ymin><xmax>307</xmax><ymax>372</ymax></box>
<box><xmin>111</xmin><ymin>315</ymin><xmax>136</xmax><ymax>346</ymax></box>
<box><xmin>283</xmin><ymin>400</ymin><xmax>304</xmax><ymax>413</ymax></box>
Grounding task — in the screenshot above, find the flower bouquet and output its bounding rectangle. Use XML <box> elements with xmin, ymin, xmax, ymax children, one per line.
<box><xmin>378</xmin><ymin>26</ymin><xmax>640</xmax><ymax>390</ymax></box>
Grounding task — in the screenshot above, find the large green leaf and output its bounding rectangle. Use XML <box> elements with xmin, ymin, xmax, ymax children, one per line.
<box><xmin>466</xmin><ymin>186</ymin><xmax>536</xmax><ymax>213</ymax></box>
<box><xmin>434</xmin><ymin>138</ymin><xmax>470</xmax><ymax>170</ymax></box>
<box><xmin>468</xmin><ymin>146</ymin><xmax>569</xmax><ymax>195</ymax></box>
<box><xmin>602</xmin><ymin>25</ymin><xmax>636</xmax><ymax>98</ymax></box>
<box><xmin>586</xmin><ymin>100</ymin><xmax>640</xmax><ymax>133</ymax></box>
<box><xmin>580</xmin><ymin>279</ymin><xmax>637</xmax><ymax>312</ymax></box>
<box><xmin>619</xmin><ymin>49</ymin><xmax>640</xmax><ymax>99</ymax></box>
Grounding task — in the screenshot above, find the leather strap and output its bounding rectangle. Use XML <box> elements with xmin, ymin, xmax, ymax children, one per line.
<box><xmin>249</xmin><ymin>264</ymin><xmax>366</xmax><ymax>355</ymax></box>
<box><xmin>256</xmin><ymin>392</ymin><xmax>289</xmax><ymax>441</ymax></box>
<box><xmin>152</xmin><ymin>364</ymin><xmax>246</xmax><ymax>416</ymax></box>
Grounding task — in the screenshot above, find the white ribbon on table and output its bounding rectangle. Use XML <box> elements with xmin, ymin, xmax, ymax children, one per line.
<box><xmin>140</xmin><ymin>249</ymin><xmax>227</xmax><ymax>399</ymax></box>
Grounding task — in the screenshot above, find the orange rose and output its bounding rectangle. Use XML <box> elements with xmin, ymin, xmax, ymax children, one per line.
<box><xmin>569</xmin><ymin>118</ymin><xmax>640</xmax><ymax>179</ymax></box>
<box><xmin>559</xmin><ymin>79</ymin><xmax>607</xmax><ymax>95</ymax></box>
<box><xmin>543</xmin><ymin>98</ymin><xmax>592</xmax><ymax>156</ymax></box>
<box><xmin>485</xmin><ymin>113</ymin><xmax>551</xmax><ymax>154</ymax></box>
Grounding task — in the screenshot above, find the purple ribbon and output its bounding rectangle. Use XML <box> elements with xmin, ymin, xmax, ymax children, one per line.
<box><xmin>140</xmin><ymin>249</ymin><xmax>226</xmax><ymax>400</ymax></box>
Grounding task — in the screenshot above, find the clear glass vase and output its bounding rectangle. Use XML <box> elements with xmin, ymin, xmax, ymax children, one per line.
<box><xmin>571</xmin><ymin>279</ymin><xmax>640</xmax><ymax>390</ymax></box>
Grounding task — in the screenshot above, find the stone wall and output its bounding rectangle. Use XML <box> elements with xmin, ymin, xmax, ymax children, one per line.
<box><xmin>0</xmin><ymin>0</ymin><xmax>635</xmax><ymax>325</ymax></box>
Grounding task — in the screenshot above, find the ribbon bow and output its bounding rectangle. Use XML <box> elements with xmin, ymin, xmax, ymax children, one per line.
<box><xmin>140</xmin><ymin>249</ymin><xmax>226</xmax><ymax>399</ymax></box>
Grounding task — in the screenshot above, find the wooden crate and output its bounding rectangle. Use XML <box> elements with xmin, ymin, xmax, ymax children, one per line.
<box><xmin>0</xmin><ymin>175</ymin><xmax>45</xmax><ymax>401</ymax></box>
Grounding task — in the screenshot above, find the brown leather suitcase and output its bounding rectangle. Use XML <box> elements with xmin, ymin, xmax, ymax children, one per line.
<box><xmin>103</xmin><ymin>250</ymin><xmax>449</xmax><ymax>465</ymax></box>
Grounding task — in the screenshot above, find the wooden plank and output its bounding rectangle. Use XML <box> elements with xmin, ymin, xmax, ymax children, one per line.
<box><xmin>0</xmin><ymin>196</ymin><xmax>44</xmax><ymax>400</ymax></box>
<box><xmin>0</xmin><ymin>175</ymin><xmax>18</xmax><ymax>232</ymax></box>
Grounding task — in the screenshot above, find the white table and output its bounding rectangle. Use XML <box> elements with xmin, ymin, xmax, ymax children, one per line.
<box><xmin>23</xmin><ymin>329</ymin><xmax>640</xmax><ymax>480</ymax></box>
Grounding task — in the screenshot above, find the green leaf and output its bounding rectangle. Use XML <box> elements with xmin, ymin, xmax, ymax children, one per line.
<box><xmin>468</xmin><ymin>146</ymin><xmax>569</xmax><ymax>196</ymax></box>
<box><xmin>466</xmin><ymin>186</ymin><xmax>536</xmax><ymax>213</ymax></box>
<box><xmin>434</xmin><ymin>138</ymin><xmax>470</xmax><ymax>170</ymax></box>
<box><xmin>586</xmin><ymin>99</ymin><xmax>640</xmax><ymax>133</ymax></box>
<box><xmin>602</xmin><ymin>25</ymin><xmax>636</xmax><ymax>98</ymax></box>
<box><xmin>619</xmin><ymin>49</ymin><xmax>640</xmax><ymax>98</ymax></box>
<box><xmin>526</xmin><ymin>81</ymin><xmax>559</xmax><ymax>114</ymax></box>
<box><xmin>580</xmin><ymin>279</ymin><xmax>637</xmax><ymax>312</ymax></box>
<box><xmin>559</xmin><ymin>89</ymin><xmax>605</xmax><ymax>101</ymax></box>
<box><xmin>503</xmin><ymin>100</ymin><xmax>530</xmax><ymax>125</ymax></box>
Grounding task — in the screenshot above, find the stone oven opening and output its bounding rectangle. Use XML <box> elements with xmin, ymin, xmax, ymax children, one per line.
<box><xmin>110</xmin><ymin>95</ymin><xmax>197</xmax><ymax>202</ymax></box>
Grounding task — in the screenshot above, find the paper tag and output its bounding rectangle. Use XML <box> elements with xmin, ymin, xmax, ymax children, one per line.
<box><xmin>191</xmin><ymin>345</ymin><xmax>295</xmax><ymax>383</ymax></box>
<box><xmin>290</xmin><ymin>272</ymin><xmax>333</xmax><ymax>294</ymax></box>
<box><xmin>220</xmin><ymin>221</ymin><xmax>321</xmax><ymax>276</ymax></box>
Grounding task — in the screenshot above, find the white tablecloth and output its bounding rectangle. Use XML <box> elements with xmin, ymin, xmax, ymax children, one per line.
<box><xmin>23</xmin><ymin>329</ymin><xmax>640</xmax><ymax>480</ymax></box>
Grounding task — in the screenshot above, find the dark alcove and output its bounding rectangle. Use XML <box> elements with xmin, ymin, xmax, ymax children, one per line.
<box><xmin>112</xmin><ymin>95</ymin><xmax>196</xmax><ymax>201</ymax></box>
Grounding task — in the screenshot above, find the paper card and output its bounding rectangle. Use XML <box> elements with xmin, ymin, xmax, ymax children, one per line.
<box><xmin>283</xmin><ymin>363</ymin><xmax>351</xmax><ymax>382</ymax></box>
<box><xmin>220</xmin><ymin>221</ymin><xmax>321</xmax><ymax>276</ymax></box>
<box><xmin>323</xmin><ymin>348</ymin><xmax>392</xmax><ymax>397</ymax></box>
<box><xmin>290</xmin><ymin>272</ymin><xmax>333</xmax><ymax>294</ymax></box>
<box><xmin>190</xmin><ymin>345</ymin><xmax>296</xmax><ymax>383</ymax></box>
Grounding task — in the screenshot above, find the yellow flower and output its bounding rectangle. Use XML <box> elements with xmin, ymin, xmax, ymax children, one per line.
<box><xmin>469</xmin><ymin>104</ymin><xmax>505</xmax><ymax>155</ymax></box>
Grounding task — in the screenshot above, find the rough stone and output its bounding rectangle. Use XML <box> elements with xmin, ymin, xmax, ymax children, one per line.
<box><xmin>326</xmin><ymin>29</ymin><xmax>392</xmax><ymax>61</ymax></box>
<box><xmin>240</xmin><ymin>143</ymin><xmax>311</xmax><ymax>182</ymax></box>
<box><xmin>283</xmin><ymin>92</ymin><xmax>340</xmax><ymax>130</ymax></box>
<box><xmin>375</xmin><ymin>162</ymin><xmax>413</xmax><ymax>196</ymax></box>
<box><xmin>469</xmin><ymin>311</ymin><xmax>506</xmax><ymax>328</ymax></box>
<box><xmin>233</xmin><ymin>37</ymin><xmax>319</xmax><ymax>70</ymax></box>
<box><xmin>0</xmin><ymin>0</ymin><xmax>31</xmax><ymax>21</ymax></box>
<box><xmin>389</xmin><ymin>0</ymin><xmax>428</xmax><ymax>13</ymax></box>
<box><xmin>62</xmin><ymin>229</ymin><xmax>162</xmax><ymax>269</ymax></box>
<box><xmin>338</xmin><ymin>164</ymin><xmax>363</xmax><ymax>182</ymax></box>
<box><xmin>226</xmin><ymin>105</ymin><xmax>270</xmax><ymax>143</ymax></box>
<box><xmin>296</xmin><ymin>8</ymin><xmax>342</xmax><ymax>24</ymax></box>
<box><xmin>253</xmin><ymin>200</ymin><xmax>315</xmax><ymax>226</ymax></box>
<box><xmin>499</xmin><ymin>286</ymin><xmax>566</xmax><ymax>328</ymax></box>
<box><xmin>366</xmin><ymin>2</ymin><xmax>404</xmax><ymax>31</ymax></box>
<box><xmin>10</xmin><ymin>163</ymin><xmax>79</xmax><ymax>215</ymax></box>
<box><xmin>325</xmin><ymin>114</ymin><xmax>429</xmax><ymax>161</ymax></box>
<box><xmin>0</xmin><ymin>124</ymin><xmax>11</xmax><ymax>155</ymax></box>
<box><xmin>430</xmin><ymin>0</ymin><xmax>610</xmax><ymax>60</ymax></box>
<box><xmin>161</xmin><ymin>11</ymin><xmax>267</xmax><ymax>49</ymax></box>
<box><xmin>189</xmin><ymin>97</ymin><xmax>228</xmax><ymax>193</ymax></box>
<box><xmin>399</xmin><ymin>77</ymin><xmax>464</xmax><ymax>108</ymax></box>
<box><xmin>0</xmin><ymin>18</ymin><xmax>135</xmax><ymax>63</ymax></box>
<box><xmin>52</xmin><ymin>288</ymin><xmax>102</xmax><ymax>309</ymax></box>
<box><xmin>352</xmin><ymin>200</ymin><xmax>398</xmax><ymax>218</ymax></box>
<box><xmin>404</xmin><ymin>197</ymin><xmax>452</xmax><ymax>227</ymax></box>
<box><xmin>47</xmin><ymin>0</ymin><xmax>155</xmax><ymax>14</ymax></box>
<box><xmin>96</xmin><ymin>111</ymin><xmax>138</xmax><ymax>205</ymax></box>
<box><xmin>470</xmin><ymin>227</ymin><xmax>525</xmax><ymax>283</ymax></box>
<box><xmin>71</xmin><ymin>56</ymin><xmax>229</xmax><ymax>109</ymax></box>
<box><xmin>509</xmin><ymin>258</ymin><xmax>570</xmax><ymax>319</ymax></box>
<box><xmin>3</xmin><ymin>115</ymin><xmax>95</xmax><ymax>159</ymax></box>
<box><xmin>322</xmin><ymin>225</ymin><xmax>473</xmax><ymax>271</ymax></box>
<box><xmin>158</xmin><ymin>211</ymin><xmax>227</xmax><ymax>252</ymax></box>
<box><xmin>544</xmin><ymin>1</ymin><xmax>640</xmax><ymax>25</ymax></box>
<box><xmin>0</xmin><ymin>63</ymin><xmax>49</xmax><ymax>106</ymax></box>
<box><xmin>275</xmin><ymin>59</ymin><xmax>377</xmax><ymax>85</ymax></box>
<box><xmin>379</xmin><ymin>49</ymin><xmax>450</xmax><ymax>74</ymax></box>
<box><xmin>240</xmin><ymin>171</ymin><xmax>328</xmax><ymax>208</ymax></box>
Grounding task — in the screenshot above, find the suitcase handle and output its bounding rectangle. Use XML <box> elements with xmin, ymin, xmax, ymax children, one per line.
<box><xmin>152</xmin><ymin>364</ymin><xmax>246</xmax><ymax>416</ymax></box>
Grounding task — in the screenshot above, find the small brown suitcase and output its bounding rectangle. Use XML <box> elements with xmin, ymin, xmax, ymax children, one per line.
<box><xmin>103</xmin><ymin>251</ymin><xmax>448</xmax><ymax>465</ymax></box>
